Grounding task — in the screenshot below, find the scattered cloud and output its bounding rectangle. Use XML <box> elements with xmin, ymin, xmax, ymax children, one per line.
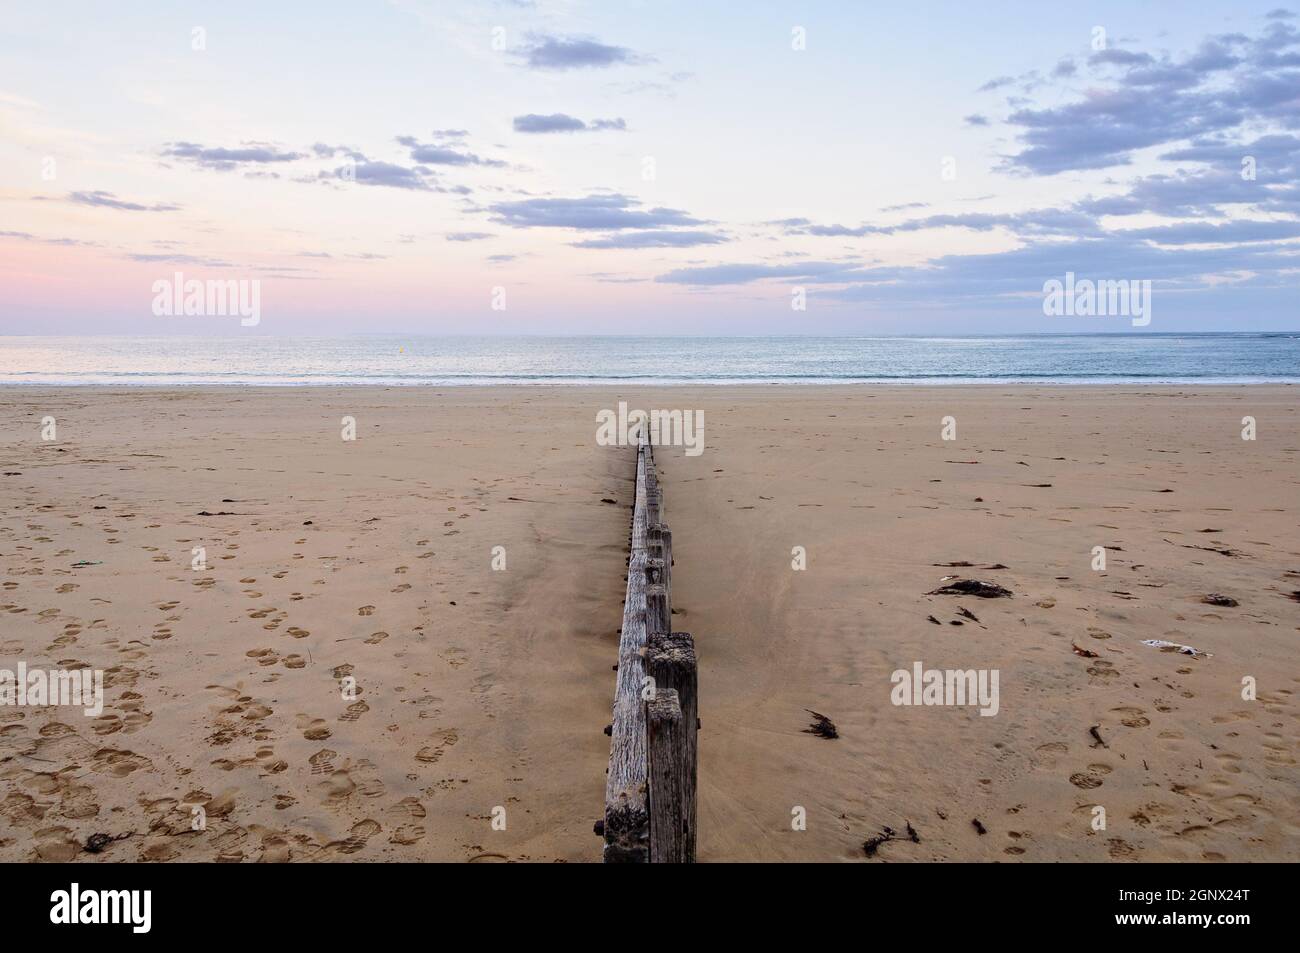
<box><xmin>490</xmin><ymin>193</ymin><xmax>706</xmax><ymax>230</ymax></box>
<box><xmin>161</xmin><ymin>141</ymin><xmax>306</xmax><ymax>171</ymax></box>
<box><xmin>573</xmin><ymin>230</ymin><xmax>727</xmax><ymax>248</ymax></box>
<box><xmin>512</xmin><ymin>113</ymin><xmax>627</xmax><ymax>133</ymax></box>
<box><xmin>66</xmin><ymin>190</ymin><xmax>181</xmax><ymax>212</ymax></box>
<box><xmin>516</xmin><ymin>33</ymin><xmax>650</xmax><ymax>70</ymax></box>
<box><xmin>993</xmin><ymin>22</ymin><xmax>1300</xmax><ymax>175</ymax></box>
<box><xmin>396</xmin><ymin>134</ymin><xmax>504</xmax><ymax>167</ymax></box>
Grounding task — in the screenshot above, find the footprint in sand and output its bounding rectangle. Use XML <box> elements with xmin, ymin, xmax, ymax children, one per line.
<box><xmin>1032</xmin><ymin>741</ymin><xmax>1069</xmax><ymax>769</ymax></box>
<box><xmin>1086</xmin><ymin>660</ymin><xmax>1119</xmax><ymax>680</ymax></box>
<box><xmin>308</xmin><ymin>748</ymin><xmax>337</xmax><ymax>776</ymax></box>
<box><xmin>1069</xmin><ymin>764</ymin><xmax>1111</xmax><ymax>789</ymax></box>
<box><xmin>364</xmin><ymin>631</ymin><xmax>388</xmax><ymax>645</ymax></box>
<box><xmin>340</xmin><ymin>701</ymin><xmax>369</xmax><ymax>722</ymax></box>
<box><xmin>317</xmin><ymin>819</ymin><xmax>381</xmax><ymax>857</ymax></box>
<box><xmin>415</xmin><ymin>728</ymin><xmax>459</xmax><ymax>764</ymax></box>
<box><xmin>1111</xmin><ymin>706</ymin><xmax>1150</xmax><ymax>728</ymax></box>
<box><xmin>90</xmin><ymin>748</ymin><xmax>152</xmax><ymax>777</ymax></box>
<box><xmin>357</xmin><ymin>605</ymin><xmax>375</xmax><ymax>616</ymax></box>
<box><xmin>286</xmin><ymin>626</ymin><xmax>310</xmax><ymax>639</ymax></box>
<box><xmin>297</xmin><ymin>715</ymin><xmax>332</xmax><ymax>740</ymax></box>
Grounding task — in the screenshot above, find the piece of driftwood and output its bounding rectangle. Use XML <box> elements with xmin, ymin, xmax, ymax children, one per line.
<box><xmin>648</xmin><ymin>688</ymin><xmax>685</xmax><ymax>863</ymax></box>
<box><xmin>647</xmin><ymin>630</ymin><xmax>698</xmax><ymax>862</ymax></box>
<box><xmin>604</xmin><ymin>438</ymin><xmax>650</xmax><ymax>862</ymax></box>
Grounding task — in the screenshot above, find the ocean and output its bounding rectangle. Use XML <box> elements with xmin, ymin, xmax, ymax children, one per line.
<box><xmin>0</xmin><ymin>334</ymin><xmax>1297</xmax><ymax>386</ymax></box>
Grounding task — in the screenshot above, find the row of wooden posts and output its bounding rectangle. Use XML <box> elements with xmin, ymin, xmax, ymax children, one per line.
<box><xmin>602</xmin><ymin>434</ymin><xmax>698</xmax><ymax>863</ymax></box>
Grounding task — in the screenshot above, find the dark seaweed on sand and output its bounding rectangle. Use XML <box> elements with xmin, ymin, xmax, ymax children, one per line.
<box><xmin>928</xmin><ymin>579</ymin><xmax>1013</xmax><ymax>598</ymax></box>
<box><xmin>803</xmin><ymin>709</ymin><xmax>838</xmax><ymax>739</ymax></box>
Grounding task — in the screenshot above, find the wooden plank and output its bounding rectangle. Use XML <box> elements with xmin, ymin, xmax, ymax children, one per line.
<box><xmin>647</xmin><ymin>688</ymin><xmax>685</xmax><ymax>863</ymax></box>
<box><xmin>647</xmin><ymin>630</ymin><xmax>698</xmax><ymax>862</ymax></box>
<box><xmin>603</xmin><ymin>436</ymin><xmax>650</xmax><ymax>862</ymax></box>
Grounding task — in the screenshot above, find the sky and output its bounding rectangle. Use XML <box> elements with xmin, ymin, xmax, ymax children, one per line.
<box><xmin>1</xmin><ymin>0</ymin><xmax>1298</xmax><ymax>335</ymax></box>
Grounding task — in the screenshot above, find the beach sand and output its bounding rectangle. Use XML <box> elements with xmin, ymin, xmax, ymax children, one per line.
<box><xmin>1</xmin><ymin>385</ymin><xmax>1296</xmax><ymax>862</ymax></box>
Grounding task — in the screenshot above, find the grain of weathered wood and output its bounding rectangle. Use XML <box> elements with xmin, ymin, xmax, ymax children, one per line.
<box><xmin>604</xmin><ymin>436</ymin><xmax>650</xmax><ymax>862</ymax></box>
<box><xmin>645</xmin><ymin>581</ymin><xmax>669</xmax><ymax>639</ymax></box>
<box><xmin>648</xmin><ymin>688</ymin><xmax>685</xmax><ymax>863</ymax></box>
<box><xmin>647</xmin><ymin>630</ymin><xmax>698</xmax><ymax>862</ymax></box>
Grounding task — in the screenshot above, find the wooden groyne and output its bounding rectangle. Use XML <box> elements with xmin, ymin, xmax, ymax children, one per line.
<box><xmin>602</xmin><ymin>432</ymin><xmax>697</xmax><ymax>863</ymax></box>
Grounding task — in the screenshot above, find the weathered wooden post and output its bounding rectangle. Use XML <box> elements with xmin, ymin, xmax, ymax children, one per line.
<box><xmin>604</xmin><ymin>441</ymin><xmax>650</xmax><ymax>862</ymax></box>
<box><xmin>647</xmin><ymin>630</ymin><xmax>698</xmax><ymax>862</ymax></box>
<box><xmin>647</xmin><ymin>523</ymin><xmax>671</xmax><ymax>601</ymax></box>
<box><xmin>647</xmin><ymin>688</ymin><xmax>685</xmax><ymax>863</ymax></box>
<box><xmin>644</xmin><ymin>568</ymin><xmax>669</xmax><ymax>639</ymax></box>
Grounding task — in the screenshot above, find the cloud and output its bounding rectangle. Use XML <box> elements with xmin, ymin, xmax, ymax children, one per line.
<box><xmin>996</xmin><ymin>22</ymin><xmax>1300</xmax><ymax>175</ymax></box>
<box><xmin>512</xmin><ymin>113</ymin><xmax>627</xmax><ymax>133</ymax></box>
<box><xmin>161</xmin><ymin>141</ymin><xmax>306</xmax><ymax>170</ymax></box>
<box><xmin>395</xmin><ymin>134</ymin><xmax>504</xmax><ymax>167</ymax></box>
<box><xmin>67</xmin><ymin>190</ymin><xmax>180</xmax><ymax>212</ymax></box>
<box><xmin>446</xmin><ymin>231</ymin><xmax>494</xmax><ymax>241</ymax></box>
<box><xmin>784</xmin><ymin>208</ymin><xmax>1101</xmax><ymax>239</ymax></box>
<box><xmin>1115</xmin><ymin>219</ymin><xmax>1300</xmax><ymax>243</ymax></box>
<box><xmin>345</xmin><ymin>160</ymin><xmax>436</xmax><ymax>191</ymax></box>
<box><xmin>517</xmin><ymin>33</ymin><xmax>649</xmax><ymax>70</ymax></box>
<box><xmin>964</xmin><ymin>114</ymin><xmax>990</xmax><ymax>127</ymax></box>
<box><xmin>656</xmin><ymin>261</ymin><xmax>860</xmax><ymax>286</ymax></box>
<box><xmin>573</xmin><ymin>230</ymin><xmax>727</xmax><ymax>248</ymax></box>
<box><xmin>490</xmin><ymin>193</ymin><xmax>705</xmax><ymax>230</ymax></box>
<box><xmin>126</xmin><ymin>252</ymin><xmax>234</xmax><ymax>267</ymax></box>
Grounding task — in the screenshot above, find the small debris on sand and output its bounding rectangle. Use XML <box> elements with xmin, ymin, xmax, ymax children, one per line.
<box><xmin>1201</xmin><ymin>593</ymin><xmax>1238</xmax><ymax>607</ymax></box>
<box><xmin>1072</xmin><ymin>643</ymin><xmax>1099</xmax><ymax>658</ymax></box>
<box><xmin>928</xmin><ymin>579</ymin><xmax>1013</xmax><ymax>598</ymax></box>
<box><xmin>862</xmin><ymin>822</ymin><xmax>920</xmax><ymax>857</ymax></box>
<box><xmin>1089</xmin><ymin>725</ymin><xmax>1108</xmax><ymax>748</ymax></box>
<box><xmin>971</xmin><ymin>818</ymin><xmax>987</xmax><ymax>835</ymax></box>
<box><xmin>1140</xmin><ymin>639</ymin><xmax>1211</xmax><ymax>658</ymax></box>
<box><xmin>802</xmin><ymin>709</ymin><xmax>838</xmax><ymax>739</ymax></box>
<box><xmin>956</xmin><ymin>606</ymin><xmax>980</xmax><ymax>622</ymax></box>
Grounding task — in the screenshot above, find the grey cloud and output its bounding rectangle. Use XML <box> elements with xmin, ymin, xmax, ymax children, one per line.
<box><xmin>490</xmin><ymin>193</ymin><xmax>705</xmax><ymax>230</ymax></box>
<box><xmin>446</xmin><ymin>231</ymin><xmax>494</xmax><ymax>241</ymax></box>
<box><xmin>395</xmin><ymin>135</ymin><xmax>504</xmax><ymax>167</ymax></box>
<box><xmin>517</xmin><ymin>33</ymin><xmax>649</xmax><ymax>70</ymax></box>
<box><xmin>1116</xmin><ymin>219</ymin><xmax>1300</xmax><ymax>243</ymax></box>
<box><xmin>513</xmin><ymin>113</ymin><xmax>627</xmax><ymax>134</ymax></box>
<box><xmin>162</xmin><ymin>141</ymin><xmax>306</xmax><ymax>170</ymax></box>
<box><xmin>656</xmin><ymin>261</ymin><xmax>860</xmax><ymax>286</ymax></box>
<box><xmin>68</xmin><ymin>190</ymin><xmax>180</xmax><ymax>212</ymax></box>
<box><xmin>572</xmin><ymin>230</ymin><xmax>727</xmax><ymax>249</ymax></box>
<box><xmin>964</xmin><ymin>114</ymin><xmax>990</xmax><ymax>127</ymax></box>
<box><xmin>1000</xmin><ymin>22</ymin><xmax>1300</xmax><ymax>175</ymax></box>
<box><xmin>127</xmin><ymin>252</ymin><xmax>234</xmax><ymax>267</ymax></box>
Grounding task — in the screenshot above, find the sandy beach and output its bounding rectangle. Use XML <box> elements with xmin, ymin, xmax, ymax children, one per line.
<box><xmin>1</xmin><ymin>385</ymin><xmax>1296</xmax><ymax>862</ymax></box>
